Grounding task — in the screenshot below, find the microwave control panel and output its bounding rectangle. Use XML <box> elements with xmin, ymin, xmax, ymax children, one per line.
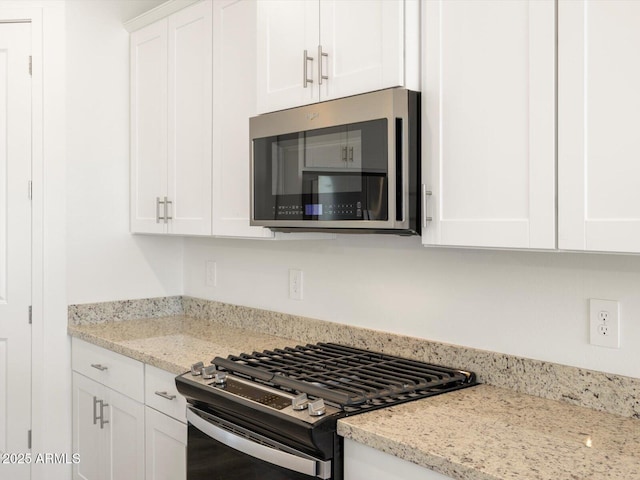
<box><xmin>274</xmin><ymin>202</ymin><xmax>363</xmax><ymax>220</ymax></box>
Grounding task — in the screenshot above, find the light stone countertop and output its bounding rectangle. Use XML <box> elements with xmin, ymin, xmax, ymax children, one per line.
<box><xmin>338</xmin><ymin>384</ymin><xmax>640</xmax><ymax>480</ymax></box>
<box><xmin>68</xmin><ymin>315</ymin><xmax>640</xmax><ymax>480</ymax></box>
<box><xmin>68</xmin><ymin>315</ymin><xmax>299</xmax><ymax>374</ymax></box>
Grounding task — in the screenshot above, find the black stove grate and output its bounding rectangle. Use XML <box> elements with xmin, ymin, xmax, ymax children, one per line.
<box><xmin>213</xmin><ymin>343</ymin><xmax>475</xmax><ymax>407</ymax></box>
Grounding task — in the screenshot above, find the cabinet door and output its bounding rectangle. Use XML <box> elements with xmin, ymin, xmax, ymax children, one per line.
<box><xmin>104</xmin><ymin>387</ymin><xmax>145</xmax><ymax>480</ymax></box>
<box><xmin>422</xmin><ymin>0</ymin><xmax>555</xmax><ymax>249</ymax></box>
<box><xmin>145</xmin><ymin>407</ymin><xmax>187</xmax><ymax>480</ymax></box>
<box><xmin>344</xmin><ymin>439</ymin><xmax>453</xmax><ymax>480</ymax></box>
<box><xmin>559</xmin><ymin>1</ymin><xmax>640</xmax><ymax>253</ymax></box>
<box><xmin>319</xmin><ymin>0</ymin><xmax>404</xmax><ymax>101</ymax></box>
<box><xmin>212</xmin><ymin>0</ymin><xmax>273</xmax><ymax>238</ymax></box>
<box><xmin>72</xmin><ymin>373</ymin><xmax>104</xmax><ymax>480</ymax></box>
<box><xmin>256</xmin><ymin>0</ymin><xmax>319</xmax><ymax>113</ymax></box>
<box><xmin>167</xmin><ymin>1</ymin><xmax>213</xmax><ymax>235</ymax></box>
<box><xmin>130</xmin><ymin>20</ymin><xmax>168</xmax><ymax>234</ymax></box>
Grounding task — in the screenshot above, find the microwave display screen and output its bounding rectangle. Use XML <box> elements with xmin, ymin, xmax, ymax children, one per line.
<box><xmin>253</xmin><ymin>119</ymin><xmax>388</xmax><ymax>222</ymax></box>
<box><xmin>305</xmin><ymin>204</ymin><xmax>323</xmax><ymax>216</ymax></box>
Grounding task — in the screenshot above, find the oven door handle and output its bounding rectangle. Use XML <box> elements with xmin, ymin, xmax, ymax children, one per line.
<box><xmin>186</xmin><ymin>407</ymin><xmax>331</xmax><ymax>479</ymax></box>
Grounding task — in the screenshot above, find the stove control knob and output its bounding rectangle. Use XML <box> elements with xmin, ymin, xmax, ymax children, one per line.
<box><xmin>292</xmin><ymin>393</ymin><xmax>308</xmax><ymax>411</ymax></box>
<box><xmin>190</xmin><ymin>362</ymin><xmax>204</xmax><ymax>376</ymax></box>
<box><xmin>202</xmin><ymin>365</ymin><xmax>217</xmax><ymax>380</ymax></box>
<box><xmin>214</xmin><ymin>372</ymin><xmax>227</xmax><ymax>386</ymax></box>
<box><xmin>308</xmin><ymin>398</ymin><xmax>326</xmax><ymax>417</ymax></box>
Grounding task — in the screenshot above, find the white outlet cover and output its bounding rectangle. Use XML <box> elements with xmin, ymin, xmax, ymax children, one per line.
<box><xmin>289</xmin><ymin>269</ymin><xmax>303</xmax><ymax>300</ymax></box>
<box><xmin>206</xmin><ymin>261</ymin><xmax>217</xmax><ymax>287</ymax></box>
<box><xmin>589</xmin><ymin>299</ymin><xmax>620</xmax><ymax>348</ymax></box>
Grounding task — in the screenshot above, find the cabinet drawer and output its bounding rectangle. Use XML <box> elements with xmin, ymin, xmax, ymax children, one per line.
<box><xmin>145</xmin><ymin>365</ymin><xmax>186</xmax><ymax>423</ymax></box>
<box><xmin>72</xmin><ymin>338</ymin><xmax>144</xmax><ymax>402</ymax></box>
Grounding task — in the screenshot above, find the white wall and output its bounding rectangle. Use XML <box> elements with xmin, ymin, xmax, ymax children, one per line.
<box><xmin>183</xmin><ymin>235</ymin><xmax>640</xmax><ymax>379</ymax></box>
<box><xmin>66</xmin><ymin>0</ymin><xmax>183</xmax><ymax>305</ymax></box>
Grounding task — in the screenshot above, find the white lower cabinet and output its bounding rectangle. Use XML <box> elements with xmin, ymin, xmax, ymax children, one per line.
<box><xmin>72</xmin><ymin>372</ymin><xmax>145</xmax><ymax>480</ymax></box>
<box><xmin>72</xmin><ymin>339</ymin><xmax>186</xmax><ymax>480</ymax></box>
<box><xmin>344</xmin><ymin>439</ymin><xmax>454</xmax><ymax>480</ymax></box>
<box><xmin>145</xmin><ymin>407</ymin><xmax>187</xmax><ymax>480</ymax></box>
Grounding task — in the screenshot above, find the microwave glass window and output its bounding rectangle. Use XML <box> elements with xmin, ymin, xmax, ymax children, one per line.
<box><xmin>253</xmin><ymin>119</ymin><xmax>388</xmax><ymax>222</ymax></box>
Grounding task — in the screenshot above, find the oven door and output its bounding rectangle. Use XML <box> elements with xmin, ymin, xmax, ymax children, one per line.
<box><xmin>186</xmin><ymin>406</ymin><xmax>332</xmax><ymax>480</ymax></box>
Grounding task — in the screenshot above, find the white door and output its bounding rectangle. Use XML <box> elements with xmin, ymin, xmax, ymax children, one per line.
<box><xmin>422</xmin><ymin>0</ymin><xmax>555</xmax><ymax>249</ymax></box>
<box><xmin>145</xmin><ymin>407</ymin><xmax>186</xmax><ymax>480</ymax></box>
<box><xmin>319</xmin><ymin>0</ymin><xmax>404</xmax><ymax>101</ymax></box>
<box><xmin>559</xmin><ymin>0</ymin><xmax>640</xmax><ymax>253</ymax></box>
<box><xmin>0</xmin><ymin>21</ymin><xmax>32</xmax><ymax>480</ymax></box>
<box><xmin>167</xmin><ymin>1</ymin><xmax>212</xmax><ymax>235</ymax></box>
<box><xmin>256</xmin><ymin>0</ymin><xmax>319</xmax><ymax>113</ymax></box>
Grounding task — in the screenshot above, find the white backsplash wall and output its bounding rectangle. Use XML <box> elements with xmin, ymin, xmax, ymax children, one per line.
<box><xmin>66</xmin><ymin>0</ymin><xmax>184</xmax><ymax>304</ymax></box>
<box><xmin>183</xmin><ymin>235</ymin><xmax>640</xmax><ymax>379</ymax></box>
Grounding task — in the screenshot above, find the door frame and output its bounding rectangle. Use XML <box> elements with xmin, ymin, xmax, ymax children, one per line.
<box><xmin>0</xmin><ymin>3</ymin><xmax>68</xmax><ymax>479</ymax></box>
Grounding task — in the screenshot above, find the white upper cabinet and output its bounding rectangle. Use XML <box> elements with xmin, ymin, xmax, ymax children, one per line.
<box><xmin>130</xmin><ymin>20</ymin><xmax>168</xmax><ymax>234</ymax></box>
<box><xmin>558</xmin><ymin>0</ymin><xmax>640</xmax><ymax>253</ymax></box>
<box><xmin>212</xmin><ymin>0</ymin><xmax>273</xmax><ymax>238</ymax></box>
<box><xmin>422</xmin><ymin>0</ymin><xmax>556</xmax><ymax>249</ymax></box>
<box><xmin>319</xmin><ymin>0</ymin><xmax>405</xmax><ymax>101</ymax></box>
<box><xmin>131</xmin><ymin>1</ymin><xmax>212</xmax><ymax>235</ymax></box>
<box><xmin>167</xmin><ymin>2</ymin><xmax>213</xmax><ymax>235</ymax></box>
<box><xmin>256</xmin><ymin>0</ymin><xmax>414</xmax><ymax>114</ymax></box>
<box><xmin>256</xmin><ymin>0</ymin><xmax>319</xmax><ymax>112</ymax></box>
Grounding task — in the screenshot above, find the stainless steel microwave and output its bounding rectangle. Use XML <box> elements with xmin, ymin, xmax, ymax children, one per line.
<box><xmin>250</xmin><ymin>88</ymin><xmax>420</xmax><ymax>235</ymax></box>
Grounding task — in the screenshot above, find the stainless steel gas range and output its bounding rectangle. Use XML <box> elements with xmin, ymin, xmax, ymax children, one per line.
<box><xmin>175</xmin><ymin>342</ymin><xmax>477</xmax><ymax>480</ymax></box>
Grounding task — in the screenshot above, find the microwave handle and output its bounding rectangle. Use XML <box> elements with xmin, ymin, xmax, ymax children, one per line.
<box><xmin>422</xmin><ymin>185</ymin><xmax>433</xmax><ymax>228</ymax></box>
<box><xmin>187</xmin><ymin>407</ymin><xmax>331</xmax><ymax>479</ymax></box>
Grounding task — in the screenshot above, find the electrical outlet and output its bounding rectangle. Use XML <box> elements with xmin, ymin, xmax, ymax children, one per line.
<box><xmin>589</xmin><ymin>299</ymin><xmax>620</xmax><ymax>348</ymax></box>
<box><xmin>289</xmin><ymin>269</ymin><xmax>303</xmax><ymax>300</ymax></box>
<box><xmin>206</xmin><ymin>261</ymin><xmax>217</xmax><ymax>287</ymax></box>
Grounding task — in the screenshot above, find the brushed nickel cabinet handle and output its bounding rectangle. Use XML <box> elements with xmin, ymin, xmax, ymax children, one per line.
<box><xmin>318</xmin><ymin>45</ymin><xmax>328</xmax><ymax>85</ymax></box>
<box><xmin>156</xmin><ymin>197</ymin><xmax>164</xmax><ymax>223</ymax></box>
<box><xmin>91</xmin><ymin>363</ymin><xmax>108</xmax><ymax>371</ymax></box>
<box><xmin>303</xmin><ymin>50</ymin><xmax>314</xmax><ymax>88</ymax></box>
<box><xmin>93</xmin><ymin>396</ymin><xmax>99</xmax><ymax>425</ymax></box>
<box><xmin>98</xmin><ymin>400</ymin><xmax>109</xmax><ymax>429</ymax></box>
<box><xmin>164</xmin><ymin>196</ymin><xmax>172</xmax><ymax>223</ymax></box>
<box><xmin>422</xmin><ymin>184</ymin><xmax>433</xmax><ymax>228</ymax></box>
<box><xmin>154</xmin><ymin>391</ymin><xmax>177</xmax><ymax>401</ymax></box>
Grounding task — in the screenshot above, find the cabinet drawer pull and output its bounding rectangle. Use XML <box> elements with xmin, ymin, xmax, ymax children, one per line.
<box><xmin>154</xmin><ymin>391</ymin><xmax>177</xmax><ymax>401</ymax></box>
<box><xmin>91</xmin><ymin>363</ymin><xmax>108</xmax><ymax>371</ymax></box>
